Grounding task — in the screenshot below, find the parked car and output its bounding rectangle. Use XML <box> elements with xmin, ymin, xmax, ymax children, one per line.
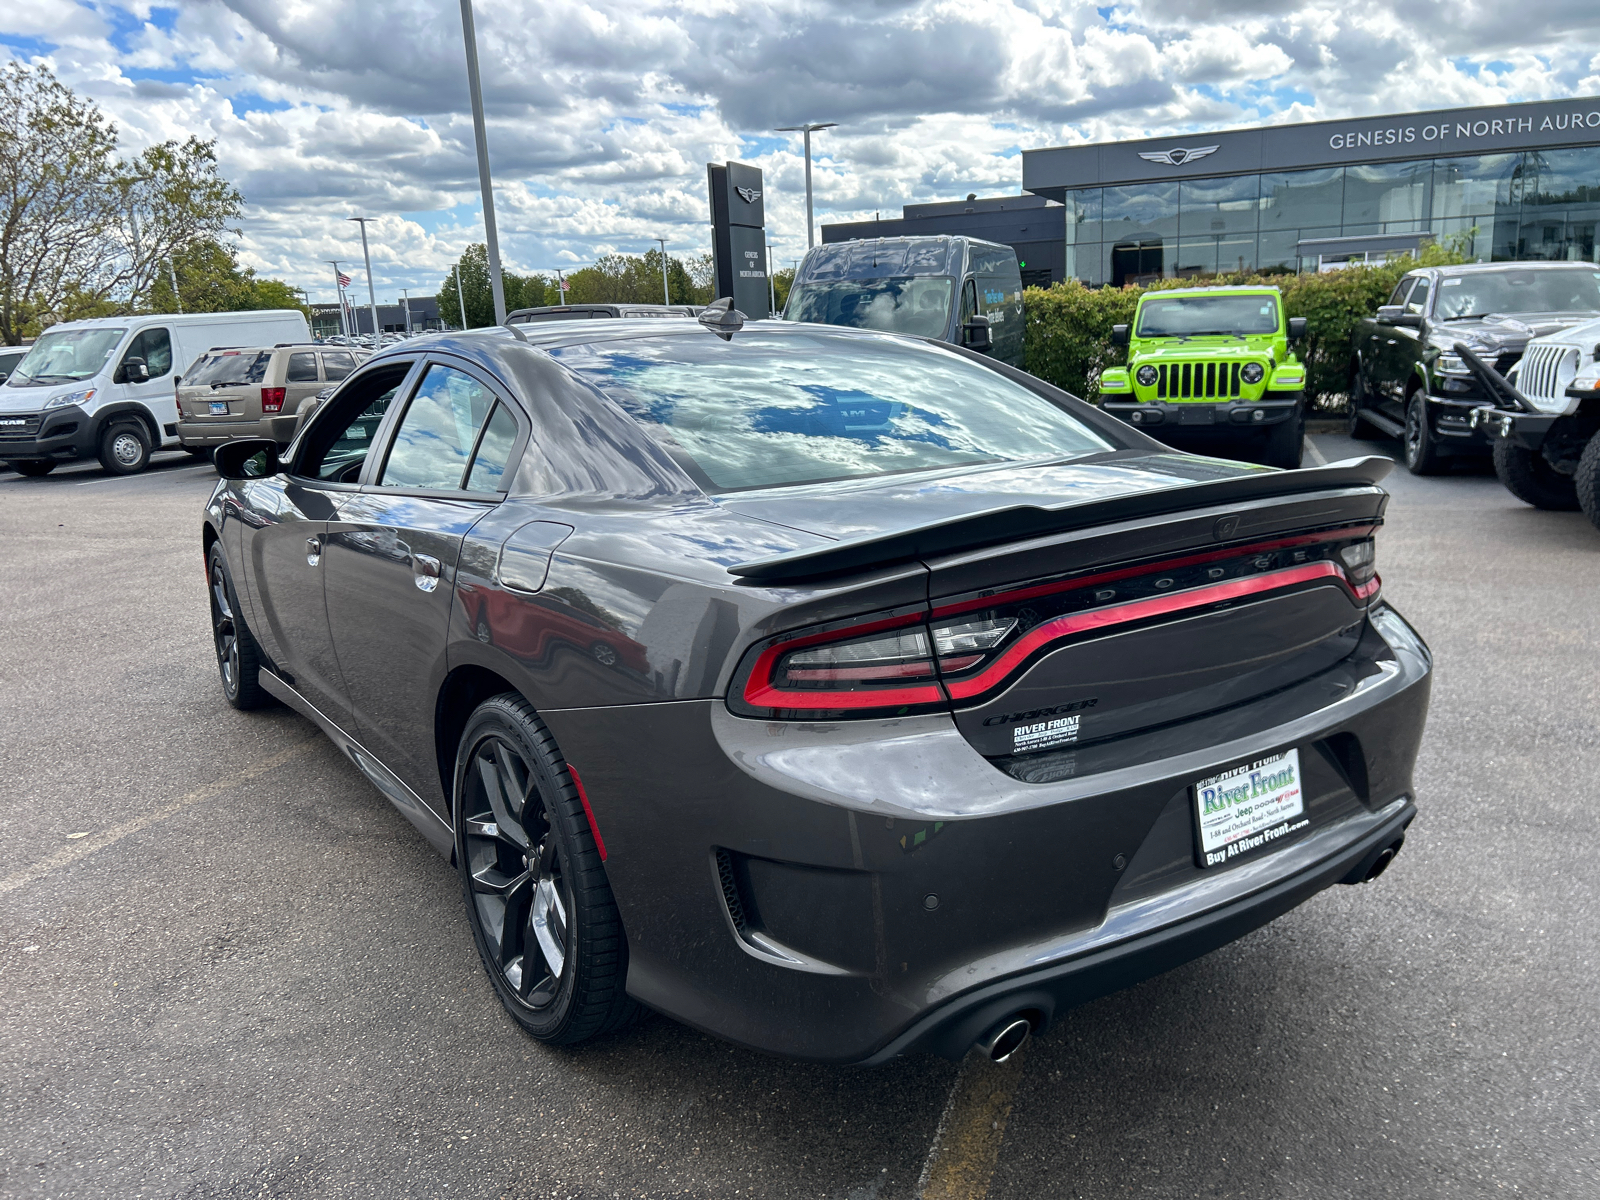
<box><xmin>1096</xmin><ymin>286</ymin><xmax>1309</xmax><ymax>468</ymax></box>
<box><xmin>507</xmin><ymin>304</ymin><xmax>698</xmax><ymax>323</ymax></box>
<box><xmin>0</xmin><ymin>347</ymin><xmax>27</xmax><ymax>385</ymax></box>
<box><xmin>176</xmin><ymin>344</ymin><xmax>365</xmax><ymax>455</ymax></box>
<box><xmin>782</xmin><ymin>235</ymin><xmax>1025</xmax><ymax>367</ymax></box>
<box><xmin>0</xmin><ymin>309</ymin><xmax>310</xmax><ymax>476</ymax></box>
<box><xmin>202</xmin><ymin>313</ymin><xmax>1429</xmax><ymax>1063</ymax></box>
<box><xmin>1348</xmin><ymin>263</ymin><xmax>1600</xmax><ymax>475</ymax></box>
<box><xmin>1457</xmin><ymin>320</ymin><xmax>1600</xmax><ymax>528</ymax></box>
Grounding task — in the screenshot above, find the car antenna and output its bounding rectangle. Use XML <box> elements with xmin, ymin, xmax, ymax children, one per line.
<box><xmin>697</xmin><ymin>297</ymin><xmax>746</xmax><ymax>341</ymax></box>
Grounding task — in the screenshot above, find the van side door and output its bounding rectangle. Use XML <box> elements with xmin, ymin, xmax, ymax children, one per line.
<box><xmin>118</xmin><ymin>327</ymin><xmax>178</xmax><ymax>441</ymax></box>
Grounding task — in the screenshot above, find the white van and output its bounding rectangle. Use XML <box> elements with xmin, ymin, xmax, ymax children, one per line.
<box><xmin>0</xmin><ymin>310</ymin><xmax>310</xmax><ymax>476</ymax></box>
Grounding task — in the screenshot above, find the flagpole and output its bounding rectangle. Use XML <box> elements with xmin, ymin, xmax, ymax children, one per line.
<box><xmin>327</xmin><ymin>261</ymin><xmax>348</xmax><ymax>338</ymax></box>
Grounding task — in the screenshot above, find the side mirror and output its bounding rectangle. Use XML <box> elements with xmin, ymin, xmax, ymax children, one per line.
<box><xmin>1394</xmin><ymin>312</ymin><xmax>1422</xmax><ymax>328</ymax></box>
<box><xmin>1287</xmin><ymin>317</ymin><xmax>1307</xmax><ymax>342</ymax></box>
<box><xmin>215</xmin><ymin>438</ymin><xmax>281</xmax><ymax>480</ymax></box>
<box><xmin>0</xmin><ymin>372</ymin><xmax>8</xmax><ymax>385</ymax></box>
<box><xmin>1110</xmin><ymin>324</ymin><xmax>1130</xmax><ymax>347</ymax></box>
<box><xmin>120</xmin><ymin>356</ymin><xmax>150</xmax><ymax>384</ymax></box>
<box><xmin>1375</xmin><ymin>305</ymin><xmax>1403</xmax><ymax>324</ymax></box>
<box><xmin>962</xmin><ymin>314</ymin><xmax>993</xmax><ymax>352</ymax></box>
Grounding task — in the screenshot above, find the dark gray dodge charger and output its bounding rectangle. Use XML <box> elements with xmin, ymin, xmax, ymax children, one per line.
<box><xmin>201</xmin><ymin>313</ymin><xmax>1431</xmax><ymax>1064</ymax></box>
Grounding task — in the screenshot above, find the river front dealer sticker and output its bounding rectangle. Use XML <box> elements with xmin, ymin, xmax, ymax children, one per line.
<box><xmin>1193</xmin><ymin>748</ymin><xmax>1308</xmax><ymax>868</ymax></box>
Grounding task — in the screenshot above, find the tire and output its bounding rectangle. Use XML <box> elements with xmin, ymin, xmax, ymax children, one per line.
<box><xmin>1492</xmin><ymin>437</ymin><xmax>1580</xmax><ymax>511</ymax></box>
<box><xmin>98</xmin><ymin>420</ymin><xmax>151</xmax><ymax>475</ymax></box>
<box><xmin>207</xmin><ymin>542</ymin><xmax>270</xmax><ymax>710</ymax></box>
<box><xmin>184</xmin><ymin>446</ymin><xmax>214</xmax><ymax>462</ymax></box>
<box><xmin>9</xmin><ymin>460</ymin><xmax>56</xmax><ymax>477</ymax></box>
<box><xmin>1264</xmin><ymin>401</ymin><xmax>1305</xmax><ymax>469</ymax></box>
<box><xmin>1575</xmin><ymin>434</ymin><xmax>1600</xmax><ymax>531</ymax></box>
<box><xmin>1347</xmin><ymin>363</ymin><xmax>1382</xmax><ymax>440</ymax></box>
<box><xmin>454</xmin><ymin>694</ymin><xmax>638</xmax><ymax>1045</ymax></box>
<box><xmin>1403</xmin><ymin>394</ymin><xmax>1445</xmax><ymax>475</ymax></box>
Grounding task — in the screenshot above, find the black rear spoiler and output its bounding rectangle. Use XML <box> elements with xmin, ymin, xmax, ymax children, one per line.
<box><xmin>730</xmin><ymin>455</ymin><xmax>1394</xmax><ymax>584</ymax></box>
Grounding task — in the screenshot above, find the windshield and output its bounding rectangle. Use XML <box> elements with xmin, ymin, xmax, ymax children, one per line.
<box><xmin>1136</xmin><ymin>295</ymin><xmax>1280</xmax><ymax>338</ymax></box>
<box><xmin>549</xmin><ymin>330</ymin><xmax>1113</xmax><ymax>493</ymax></box>
<box><xmin>1434</xmin><ymin>269</ymin><xmax>1600</xmax><ymax>320</ymax></box>
<box><xmin>785</xmin><ymin>277</ymin><xmax>954</xmax><ymax>339</ymax></box>
<box><xmin>9</xmin><ymin>328</ymin><xmax>126</xmax><ymax>386</ymax></box>
<box><xmin>184</xmin><ymin>350</ymin><xmax>272</xmax><ymax>387</ymax></box>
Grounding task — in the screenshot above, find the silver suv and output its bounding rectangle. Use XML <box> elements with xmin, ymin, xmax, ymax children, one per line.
<box><xmin>176</xmin><ymin>343</ymin><xmax>365</xmax><ymax>454</ymax></box>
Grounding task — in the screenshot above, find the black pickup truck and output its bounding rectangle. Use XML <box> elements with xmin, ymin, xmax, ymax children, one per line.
<box><xmin>1347</xmin><ymin>262</ymin><xmax>1600</xmax><ymax>474</ymax></box>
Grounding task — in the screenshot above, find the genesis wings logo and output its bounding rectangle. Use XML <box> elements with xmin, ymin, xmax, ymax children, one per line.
<box><xmin>734</xmin><ymin>186</ymin><xmax>762</xmax><ymax>203</ymax></box>
<box><xmin>1137</xmin><ymin>145</ymin><xmax>1220</xmax><ymax>167</ymax></box>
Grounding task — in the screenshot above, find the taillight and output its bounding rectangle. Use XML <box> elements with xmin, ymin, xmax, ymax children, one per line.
<box><xmin>731</xmin><ymin>613</ymin><xmax>948</xmax><ymax>718</ymax></box>
<box><xmin>261</xmin><ymin>387</ymin><xmax>286</xmax><ymax>413</ymax></box>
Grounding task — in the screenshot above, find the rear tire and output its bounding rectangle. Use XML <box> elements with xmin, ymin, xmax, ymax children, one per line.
<box><xmin>1264</xmin><ymin>402</ymin><xmax>1304</xmax><ymax>469</ymax></box>
<box><xmin>454</xmin><ymin>694</ymin><xmax>638</xmax><ymax>1046</ymax></box>
<box><xmin>1404</xmin><ymin>394</ymin><xmax>1445</xmax><ymax>476</ymax></box>
<box><xmin>98</xmin><ymin>420</ymin><xmax>151</xmax><ymax>475</ymax></box>
<box><xmin>1575</xmin><ymin>434</ymin><xmax>1600</xmax><ymax>531</ymax></box>
<box><xmin>1492</xmin><ymin>438</ymin><xmax>1580</xmax><ymax>511</ymax></box>
<box><xmin>207</xmin><ymin>543</ymin><xmax>270</xmax><ymax>710</ymax></box>
<box><xmin>9</xmin><ymin>460</ymin><xmax>56</xmax><ymax>477</ymax></box>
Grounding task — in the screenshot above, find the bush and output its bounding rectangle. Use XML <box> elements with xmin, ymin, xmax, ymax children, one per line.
<box><xmin>1023</xmin><ymin>243</ymin><xmax>1470</xmax><ymax>412</ymax></box>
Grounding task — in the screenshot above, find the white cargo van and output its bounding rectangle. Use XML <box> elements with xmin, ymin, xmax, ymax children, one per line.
<box><xmin>0</xmin><ymin>310</ymin><xmax>310</xmax><ymax>476</ymax></box>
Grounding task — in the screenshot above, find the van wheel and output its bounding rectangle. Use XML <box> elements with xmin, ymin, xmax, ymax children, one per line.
<box><xmin>98</xmin><ymin>421</ymin><xmax>151</xmax><ymax>475</ymax></box>
<box><xmin>454</xmin><ymin>695</ymin><xmax>638</xmax><ymax>1046</ymax></box>
<box><xmin>1492</xmin><ymin>438</ymin><xmax>1579</xmax><ymax>511</ymax></box>
<box><xmin>9</xmin><ymin>460</ymin><xmax>56</xmax><ymax>477</ymax></box>
<box><xmin>1575</xmin><ymin>435</ymin><xmax>1600</xmax><ymax>531</ymax></box>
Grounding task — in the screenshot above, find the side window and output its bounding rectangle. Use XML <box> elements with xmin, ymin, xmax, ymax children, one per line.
<box><xmin>379</xmin><ymin>364</ymin><xmax>498</xmax><ymax>490</ymax></box>
<box><xmin>1406</xmin><ymin>279</ymin><xmax>1431</xmax><ymax>315</ymax></box>
<box><xmin>321</xmin><ymin>351</ymin><xmax>356</xmax><ymax>381</ymax></box>
<box><xmin>124</xmin><ymin>328</ymin><xmax>173</xmax><ymax>378</ymax></box>
<box><xmin>958</xmin><ymin>279</ymin><xmax>978</xmax><ymax>326</ymax></box>
<box><xmin>296</xmin><ymin>365</ymin><xmax>412</xmax><ymax>483</ymax></box>
<box><xmin>464</xmin><ymin>403</ymin><xmax>519</xmax><ymax>493</ymax></box>
<box><xmin>1388</xmin><ymin>278</ymin><xmax>1416</xmax><ymax>307</ymax></box>
<box><xmin>286</xmin><ymin>351</ymin><xmax>319</xmax><ymax>382</ymax></box>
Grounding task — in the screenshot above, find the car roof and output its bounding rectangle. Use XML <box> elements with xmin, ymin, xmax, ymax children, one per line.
<box><xmin>1137</xmin><ymin>286</ymin><xmax>1281</xmax><ymax>300</ymax></box>
<box><xmin>1413</xmin><ymin>262</ymin><xmax>1600</xmax><ymax>277</ymax></box>
<box><xmin>41</xmin><ymin>310</ymin><xmax>308</xmax><ymax>330</ymax></box>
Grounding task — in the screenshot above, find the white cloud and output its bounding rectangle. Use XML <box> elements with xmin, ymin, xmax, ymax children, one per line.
<box><xmin>1</xmin><ymin>0</ymin><xmax>1594</xmax><ymax>305</ymax></box>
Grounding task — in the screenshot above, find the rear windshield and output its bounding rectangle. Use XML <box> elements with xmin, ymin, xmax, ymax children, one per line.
<box><xmin>1136</xmin><ymin>295</ymin><xmax>1280</xmax><ymax>337</ymax></box>
<box><xmin>549</xmin><ymin>330</ymin><xmax>1112</xmax><ymax>493</ymax></box>
<box><xmin>1433</xmin><ymin>269</ymin><xmax>1600</xmax><ymax>320</ymax></box>
<box><xmin>185</xmin><ymin>350</ymin><xmax>272</xmax><ymax>386</ymax></box>
<box><xmin>785</xmin><ymin>277</ymin><xmax>954</xmax><ymax>339</ymax></box>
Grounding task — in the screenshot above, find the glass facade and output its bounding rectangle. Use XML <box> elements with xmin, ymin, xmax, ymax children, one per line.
<box><xmin>1061</xmin><ymin>146</ymin><xmax>1600</xmax><ymax>285</ymax></box>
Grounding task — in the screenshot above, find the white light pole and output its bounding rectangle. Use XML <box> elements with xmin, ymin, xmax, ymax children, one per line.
<box><xmin>347</xmin><ymin>218</ymin><xmax>383</xmax><ymax>348</ymax></box>
<box><xmin>556</xmin><ymin>269</ymin><xmax>568</xmax><ymax>304</ymax></box>
<box><xmin>767</xmin><ymin>241</ymin><xmax>776</xmax><ymax>315</ymax></box>
<box><xmin>775</xmin><ymin>122</ymin><xmax>837</xmax><ymax>248</ymax></box>
<box><xmin>168</xmin><ymin>257</ymin><xmax>183</xmax><ymax>314</ymax></box>
<box><xmin>654</xmin><ymin>238</ymin><xmax>669</xmax><ymax>305</ymax></box>
<box><xmin>327</xmin><ymin>261</ymin><xmax>350</xmax><ymax>338</ymax></box>
<box><xmin>459</xmin><ymin>0</ymin><xmax>508</xmax><ymax>325</ymax></box>
<box><xmin>401</xmin><ymin>288</ymin><xmax>412</xmax><ymax>335</ymax></box>
<box><xmin>454</xmin><ymin>264</ymin><xmax>469</xmax><ymax>329</ymax></box>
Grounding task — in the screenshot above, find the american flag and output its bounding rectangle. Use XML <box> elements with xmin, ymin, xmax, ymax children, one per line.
<box><xmin>337</xmin><ymin>273</ymin><xmax>352</xmax><ymax>288</ymax></box>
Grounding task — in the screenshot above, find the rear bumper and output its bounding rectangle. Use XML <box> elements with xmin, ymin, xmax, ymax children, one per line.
<box><xmin>0</xmin><ymin>405</ymin><xmax>99</xmax><ymax>462</ymax></box>
<box><xmin>178</xmin><ymin>415</ymin><xmax>298</xmax><ymax>448</ymax></box>
<box><xmin>541</xmin><ymin>604</ymin><xmax>1432</xmax><ymax>1064</ymax></box>
<box><xmin>1101</xmin><ymin>397</ymin><xmax>1298</xmax><ymax>431</ymax></box>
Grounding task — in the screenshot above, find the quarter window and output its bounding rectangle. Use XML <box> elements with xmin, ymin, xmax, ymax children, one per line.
<box><xmin>379</xmin><ymin>364</ymin><xmax>498</xmax><ymax>490</ymax></box>
<box><xmin>464</xmin><ymin>403</ymin><xmax>519</xmax><ymax>493</ymax></box>
<box><xmin>286</xmin><ymin>351</ymin><xmax>319</xmax><ymax>382</ymax></box>
<box><xmin>321</xmin><ymin>351</ymin><xmax>356</xmax><ymax>381</ymax></box>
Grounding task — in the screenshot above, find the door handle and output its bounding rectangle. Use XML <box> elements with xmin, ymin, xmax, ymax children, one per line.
<box><xmin>413</xmin><ymin>553</ymin><xmax>441</xmax><ymax>593</ymax></box>
<box><xmin>306</xmin><ymin>536</ymin><xmax>321</xmax><ymax>566</ymax></box>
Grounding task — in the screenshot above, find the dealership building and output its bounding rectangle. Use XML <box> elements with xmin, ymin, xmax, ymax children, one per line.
<box><xmin>826</xmin><ymin>96</ymin><xmax>1600</xmax><ymax>287</ymax></box>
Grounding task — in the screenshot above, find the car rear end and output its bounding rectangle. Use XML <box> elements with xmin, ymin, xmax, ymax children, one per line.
<box><xmin>177</xmin><ymin>346</ymin><xmax>342</xmax><ymax>452</ymax></box>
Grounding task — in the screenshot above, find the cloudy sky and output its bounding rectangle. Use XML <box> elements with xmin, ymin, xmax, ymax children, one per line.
<box><xmin>4</xmin><ymin>0</ymin><xmax>1598</xmax><ymax>306</ymax></box>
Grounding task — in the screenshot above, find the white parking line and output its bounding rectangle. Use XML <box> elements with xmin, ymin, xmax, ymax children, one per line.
<box><xmin>1303</xmin><ymin>436</ymin><xmax>1328</xmax><ymax>466</ymax></box>
<box><xmin>75</xmin><ymin>463</ymin><xmax>213</xmax><ymax>486</ymax></box>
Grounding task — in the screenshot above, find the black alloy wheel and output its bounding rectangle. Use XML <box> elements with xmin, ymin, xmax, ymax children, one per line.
<box><xmin>98</xmin><ymin>420</ymin><xmax>151</xmax><ymax>475</ymax></box>
<box><xmin>1404</xmin><ymin>394</ymin><xmax>1445</xmax><ymax>475</ymax></box>
<box><xmin>454</xmin><ymin>695</ymin><xmax>637</xmax><ymax>1045</ymax></box>
<box><xmin>9</xmin><ymin>460</ymin><xmax>56</xmax><ymax>476</ymax></box>
<box><xmin>207</xmin><ymin>543</ymin><xmax>269</xmax><ymax>709</ymax></box>
<box><xmin>1491</xmin><ymin>438</ymin><xmax>1580</xmax><ymax>511</ymax></box>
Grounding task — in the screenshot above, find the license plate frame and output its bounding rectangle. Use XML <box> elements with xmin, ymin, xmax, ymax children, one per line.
<box><xmin>1192</xmin><ymin>748</ymin><xmax>1308</xmax><ymax>869</ymax></box>
<box><xmin>209</xmin><ymin>401</ymin><xmax>228</xmax><ymax>415</ymax></box>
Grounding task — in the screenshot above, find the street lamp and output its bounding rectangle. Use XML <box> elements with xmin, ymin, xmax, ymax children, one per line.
<box><xmin>654</xmin><ymin>238</ymin><xmax>669</xmax><ymax>305</ymax></box>
<box><xmin>774</xmin><ymin>122</ymin><xmax>837</xmax><ymax>249</ymax></box>
<box><xmin>459</xmin><ymin>0</ymin><xmax>509</xmax><ymax>326</ymax></box>
<box><xmin>347</xmin><ymin>218</ymin><xmax>383</xmax><ymax>348</ymax></box>
<box><xmin>454</xmin><ymin>264</ymin><xmax>469</xmax><ymax>329</ymax></box>
<box><xmin>326</xmin><ymin>260</ymin><xmax>350</xmax><ymax>338</ymax></box>
<box><xmin>401</xmin><ymin>288</ymin><xmax>412</xmax><ymax>335</ymax></box>
<box><xmin>766</xmin><ymin>241</ymin><xmax>776</xmax><ymax>315</ymax></box>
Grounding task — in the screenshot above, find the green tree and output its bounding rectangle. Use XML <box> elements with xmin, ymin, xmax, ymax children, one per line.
<box><xmin>563</xmin><ymin>250</ymin><xmax>714</xmax><ymax>305</ymax></box>
<box><xmin>438</xmin><ymin>243</ymin><xmax>549</xmax><ymax>327</ymax></box>
<box><xmin>144</xmin><ymin>237</ymin><xmax>305</xmax><ymax>315</ymax></box>
<box><xmin>772</xmin><ymin>266</ymin><xmax>795</xmax><ymax>312</ymax></box>
<box><xmin>107</xmin><ymin>137</ymin><xmax>244</xmax><ymax>308</ymax></box>
<box><xmin>0</xmin><ymin>61</ymin><xmax>120</xmax><ymax>344</ymax></box>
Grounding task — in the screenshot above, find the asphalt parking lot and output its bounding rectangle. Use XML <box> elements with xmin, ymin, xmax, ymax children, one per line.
<box><xmin>3</xmin><ymin>432</ymin><xmax>1598</xmax><ymax>1200</ymax></box>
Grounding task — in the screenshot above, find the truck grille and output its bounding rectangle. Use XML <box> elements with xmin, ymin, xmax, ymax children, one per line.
<box><xmin>1155</xmin><ymin>362</ymin><xmax>1254</xmax><ymax>399</ymax></box>
<box><xmin>1518</xmin><ymin>344</ymin><xmax>1579</xmax><ymax>402</ymax></box>
<box><xmin>0</xmin><ymin>413</ymin><xmax>42</xmax><ymax>441</ymax></box>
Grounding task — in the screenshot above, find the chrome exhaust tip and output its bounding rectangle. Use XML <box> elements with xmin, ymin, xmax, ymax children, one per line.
<box><xmin>1364</xmin><ymin>845</ymin><xmax>1398</xmax><ymax>882</ymax></box>
<box><xmin>979</xmin><ymin>1017</ymin><xmax>1032</xmax><ymax>1063</ymax></box>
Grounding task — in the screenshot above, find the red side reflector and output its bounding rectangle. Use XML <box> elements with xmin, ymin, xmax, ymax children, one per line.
<box><xmin>567</xmin><ymin>766</ymin><xmax>607</xmax><ymax>861</ymax></box>
<box><xmin>261</xmin><ymin>386</ymin><xmax>286</xmax><ymax>413</ymax></box>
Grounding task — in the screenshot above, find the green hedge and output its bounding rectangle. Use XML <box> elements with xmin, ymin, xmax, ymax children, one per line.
<box><xmin>1023</xmin><ymin>244</ymin><xmax>1469</xmax><ymax>412</ymax></box>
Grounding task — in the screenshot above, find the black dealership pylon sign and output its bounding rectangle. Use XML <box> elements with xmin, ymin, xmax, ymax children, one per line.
<box><xmin>707</xmin><ymin>161</ymin><xmax>770</xmax><ymax>316</ymax></box>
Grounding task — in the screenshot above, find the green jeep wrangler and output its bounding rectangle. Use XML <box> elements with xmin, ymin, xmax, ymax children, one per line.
<box><xmin>1098</xmin><ymin>286</ymin><xmax>1310</xmax><ymax>469</ymax></box>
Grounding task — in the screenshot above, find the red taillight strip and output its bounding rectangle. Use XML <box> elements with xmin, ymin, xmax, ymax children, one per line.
<box><xmin>943</xmin><ymin>561</ymin><xmax>1350</xmax><ymax>701</ymax></box>
<box><xmin>567</xmin><ymin>766</ymin><xmax>607</xmax><ymax>861</ymax></box>
<box><xmin>931</xmin><ymin>526</ymin><xmax>1376</xmax><ymax>621</ymax></box>
<box><xmin>741</xmin><ymin>611</ymin><xmax>944</xmax><ymax>712</ymax></box>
